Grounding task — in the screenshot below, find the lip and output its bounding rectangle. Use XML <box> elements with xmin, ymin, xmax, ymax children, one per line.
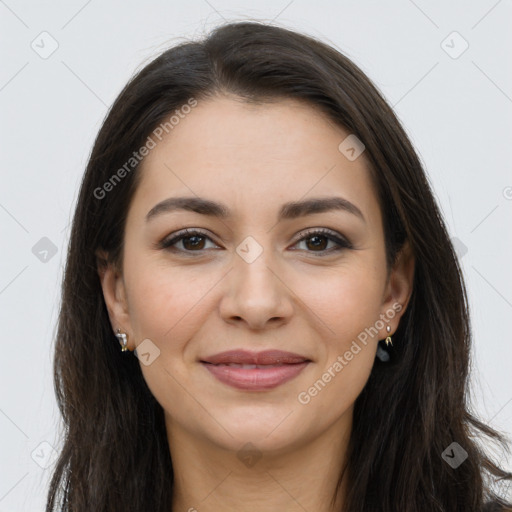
<box><xmin>200</xmin><ymin>350</ymin><xmax>311</xmax><ymax>391</ymax></box>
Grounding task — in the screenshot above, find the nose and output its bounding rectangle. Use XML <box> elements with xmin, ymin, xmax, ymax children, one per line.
<box><xmin>218</xmin><ymin>245</ymin><xmax>294</xmax><ymax>331</ymax></box>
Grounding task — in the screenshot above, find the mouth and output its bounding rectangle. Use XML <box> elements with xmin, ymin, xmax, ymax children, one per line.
<box><xmin>200</xmin><ymin>349</ymin><xmax>310</xmax><ymax>366</ymax></box>
<box><xmin>200</xmin><ymin>350</ymin><xmax>311</xmax><ymax>391</ymax></box>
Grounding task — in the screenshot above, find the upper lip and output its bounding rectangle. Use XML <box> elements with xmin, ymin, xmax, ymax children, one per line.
<box><xmin>200</xmin><ymin>350</ymin><xmax>310</xmax><ymax>365</ymax></box>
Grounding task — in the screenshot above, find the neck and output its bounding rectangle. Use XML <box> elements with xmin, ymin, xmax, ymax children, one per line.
<box><xmin>166</xmin><ymin>412</ymin><xmax>352</xmax><ymax>512</ymax></box>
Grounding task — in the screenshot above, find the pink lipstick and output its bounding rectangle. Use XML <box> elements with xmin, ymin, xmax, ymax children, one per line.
<box><xmin>200</xmin><ymin>350</ymin><xmax>310</xmax><ymax>391</ymax></box>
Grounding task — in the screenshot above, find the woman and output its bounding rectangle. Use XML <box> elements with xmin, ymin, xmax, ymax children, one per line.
<box><xmin>46</xmin><ymin>21</ymin><xmax>512</xmax><ymax>511</ymax></box>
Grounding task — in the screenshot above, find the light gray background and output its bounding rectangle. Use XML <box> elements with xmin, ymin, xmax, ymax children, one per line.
<box><xmin>1</xmin><ymin>1</ymin><xmax>511</xmax><ymax>510</ymax></box>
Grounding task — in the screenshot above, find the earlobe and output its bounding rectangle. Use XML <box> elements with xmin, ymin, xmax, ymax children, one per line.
<box><xmin>95</xmin><ymin>249</ymin><xmax>132</xmax><ymax>346</ymax></box>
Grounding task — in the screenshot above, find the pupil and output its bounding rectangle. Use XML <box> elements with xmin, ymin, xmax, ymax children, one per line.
<box><xmin>308</xmin><ymin>235</ymin><xmax>326</xmax><ymax>250</ymax></box>
<box><xmin>184</xmin><ymin>236</ymin><xmax>204</xmax><ymax>250</ymax></box>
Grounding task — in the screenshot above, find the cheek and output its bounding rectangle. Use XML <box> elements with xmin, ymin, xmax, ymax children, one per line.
<box><xmin>295</xmin><ymin>271</ymin><xmax>381</xmax><ymax>420</ymax></box>
<box><xmin>122</xmin><ymin>260</ymin><xmax>211</xmax><ymax>415</ymax></box>
<box><xmin>293</xmin><ymin>260</ymin><xmax>383</xmax><ymax>390</ymax></box>
<box><xmin>295</xmin><ymin>259</ymin><xmax>384</xmax><ymax>338</ymax></box>
<box><xmin>123</xmin><ymin>256</ymin><xmax>211</xmax><ymax>348</ymax></box>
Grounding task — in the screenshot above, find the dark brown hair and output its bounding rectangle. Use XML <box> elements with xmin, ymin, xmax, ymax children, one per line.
<box><xmin>46</xmin><ymin>20</ymin><xmax>512</xmax><ymax>511</ymax></box>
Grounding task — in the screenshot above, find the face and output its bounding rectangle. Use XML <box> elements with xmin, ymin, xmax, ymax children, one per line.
<box><xmin>99</xmin><ymin>95</ymin><xmax>413</xmax><ymax>456</ymax></box>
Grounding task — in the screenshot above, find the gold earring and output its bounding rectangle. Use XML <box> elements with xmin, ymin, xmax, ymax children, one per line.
<box><xmin>385</xmin><ymin>325</ymin><xmax>393</xmax><ymax>347</ymax></box>
<box><xmin>115</xmin><ymin>328</ymin><xmax>129</xmax><ymax>352</ymax></box>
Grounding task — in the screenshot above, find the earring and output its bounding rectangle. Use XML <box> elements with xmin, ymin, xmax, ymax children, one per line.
<box><xmin>385</xmin><ymin>325</ymin><xmax>393</xmax><ymax>347</ymax></box>
<box><xmin>115</xmin><ymin>328</ymin><xmax>129</xmax><ymax>352</ymax></box>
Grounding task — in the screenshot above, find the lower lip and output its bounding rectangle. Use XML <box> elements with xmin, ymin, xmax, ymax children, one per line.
<box><xmin>202</xmin><ymin>362</ymin><xmax>310</xmax><ymax>390</ymax></box>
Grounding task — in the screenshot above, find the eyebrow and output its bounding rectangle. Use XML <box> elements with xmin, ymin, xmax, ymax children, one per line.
<box><xmin>145</xmin><ymin>196</ymin><xmax>366</xmax><ymax>224</ymax></box>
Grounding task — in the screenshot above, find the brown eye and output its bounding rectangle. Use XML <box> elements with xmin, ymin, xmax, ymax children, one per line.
<box><xmin>181</xmin><ymin>234</ymin><xmax>206</xmax><ymax>250</ymax></box>
<box><xmin>293</xmin><ymin>228</ymin><xmax>352</xmax><ymax>255</ymax></box>
<box><xmin>160</xmin><ymin>229</ymin><xmax>218</xmax><ymax>252</ymax></box>
<box><xmin>304</xmin><ymin>234</ymin><xmax>329</xmax><ymax>251</ymax></box>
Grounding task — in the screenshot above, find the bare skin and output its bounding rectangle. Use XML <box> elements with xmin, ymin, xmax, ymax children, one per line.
<box><xmin>98</xmin><ymin>95</ymin><xmax>415</xmax><ymax>511</ymax></box>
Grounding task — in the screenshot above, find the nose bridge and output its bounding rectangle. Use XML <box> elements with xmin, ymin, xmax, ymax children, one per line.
<box><xmin>233</xmin><ymin>233</ymin><xmax>281</xmax><ymax>296</ymax></box>
<box><xmin>219</xmin><ymin>233</ymin><xmax>293</xmax><ymax>328</ymax></box>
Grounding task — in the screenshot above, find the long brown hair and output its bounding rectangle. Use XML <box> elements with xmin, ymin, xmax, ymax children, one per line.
<box><xmin>46</xmin><ymin>21</ymin><xmax>512</xmax><ymax>511</ymax></box>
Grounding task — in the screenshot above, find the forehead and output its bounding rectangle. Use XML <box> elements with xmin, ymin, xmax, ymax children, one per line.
<box><xmin>130</xmin><ymin>95</ymin><xmax>381</xmax><ymax>228</ymax></box>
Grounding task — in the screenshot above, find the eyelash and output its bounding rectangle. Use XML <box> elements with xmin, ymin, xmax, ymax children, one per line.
<box><xmin>158</xmin><ymin>227</ymin><xmax>353</xmax><ymax>256</ymax></box>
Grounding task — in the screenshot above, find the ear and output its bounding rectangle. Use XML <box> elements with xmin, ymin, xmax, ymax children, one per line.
<box><xmin>96</xmin><ymin>249</ymin><xmax>133</xmax><ymax>350</ymax></box>
<box><xmin>379</xmin><ymin>239</ymin><xmax>415</xmax><ymax>335</ymax></box>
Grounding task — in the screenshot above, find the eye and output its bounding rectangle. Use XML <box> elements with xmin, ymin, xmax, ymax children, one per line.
<box><xmin>159</xmin><ymin>229</ymin><xmax>219</xmax><ymax>252</ymax></box>
<box><xmin>292</xmin><ymin>228</ymin><xmax>353</xmax><ymax>255</ymax></box>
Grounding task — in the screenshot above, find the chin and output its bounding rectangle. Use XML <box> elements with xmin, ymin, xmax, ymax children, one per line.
<box><xmin>206</xmin><ymin>405</ymin><xmax>310</xmax><ymax>452</ymax></box>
